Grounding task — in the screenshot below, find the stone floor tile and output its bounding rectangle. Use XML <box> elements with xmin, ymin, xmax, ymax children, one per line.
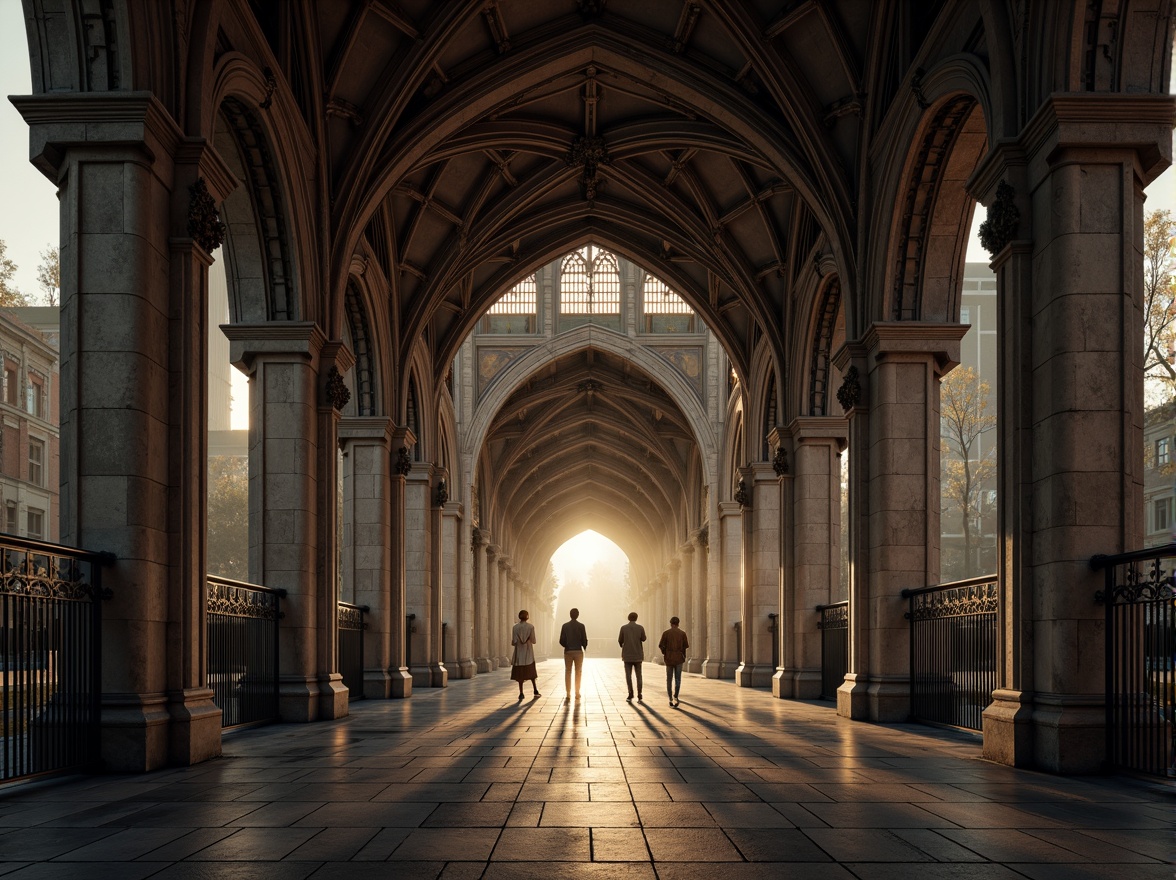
<box><xmin>802</xmin><ymin>828</ymin><xmax>934</xmax><ymax>862</ymax></box>
<box><xmin>663</xmin><ymin>783</ymin><xmax>757</xmax><ymax>802</ymax></box>
<box><xmin>505</xmin><ymin>803</ymin><xmax>542</xmax><ymax>827</ymax></box>
<box><xmin>281</xmin><ymin>826</ymin><xmax>377</xmax><ymax>861</ymax></box>
<box><xmin>591</xmin><ymin>827</ymin><xmax>649</xmax><ymax>861</ymax></box>
<box><xmin>914</xmin><ymin>801</ymin><xmax>1068</xmax><ymax>829</ymax></box>
<box><xmin>371</xmin><ymin>783</ymin><xmax>489</xmax><ymax>802</ymax></box>
<box><xmin>293</xmin><ymin>800</ymin><xmax>435</xmax><ymax>827</ymax></box>
<box><xmin>730</xmin><ymin>828</ymin><xmax>836</xmax><ymax>861</ymax></box>
<box><xmin>423</xmin><ymin>802</ymin><xmax>513</xmax><ymax>827</ymax></box>
<box><xmin>108</xmin><ymin>802</ymin><xmax>263</xmax><ymax>828</ymax></box>
<box><xmin>703</xmin><ymin>802</ymin><xmax>795</xmax><ymax>827</ymax></box>
<box><xmin>622</xmin><ymin>769</ymin><xmax>683</xmax><ymax>783</ymax></box>
<box><xmin>228</xmin><ymin>801</ymin><xmax>326</xmax><ymax>827</ymax></box>
<box><xmin>147</xmin><ymin>864</ymin><xmax>321</xmax><ymax>879</ymax></box>
<box><xmin>350</xmin><ymin>827</ymin><xmax>412</xmax><ymax>860</ymax></box>
<box><xmin>5</xmin><ymin>863</ymin><xmax>170</xmax><ymax>880</ymax></box>
<box><xmin>842</xmin><ymin>865</ymin><xmax>1026</xmax><ymax>879</ymax></box>
<box><xmin>811</xmin><ymin>783</ymin><xmax>948</xmax><ymax>803</ymax></box>
<box><xmin>643</xmin><ymin>828</ymin><xmax>743</xmax><ymax>861</ymax></box>
<box><xmin>0</xmin><ymin>828</ymin><xmax>115</xmax><ymax>861</ymax></box>
<box><xmin>656</xmin><ymin>866</ymin><xmax>854</xmax><ymax>880</ymax></box>
<box><xmin>801</xmin><ymin>802</ymin><xmax>958</xmax><ymax>828</ymax></box>
<box><xmin>187</xmin><ymin>828</ymin><xmax>319</xmax><ymax>861</ymax></box>
<box><xmin>49</xmin><ymin>827</ymin><xmax>190</xmax><ymax>861</ymax></box>
<box><xmin>744</xmin><ymin>783</ymin><xmax>829</xmax><ymax>802</ymax></box>
<box><xmin>588</xmin><ymin>782</ymin><xmax>633</xmax><ymax>801</ymax></box>
<box><xmin>391</xmin><ymin>828</ymin><xmax>500</xmax><ymax>861</ymax></box>
<box><xmin>1019</xmin><ymin>829</ymin><xmax>1163</xmax><ymax>862</ymax></box>
<box><xmin>135</xmin><ymin>828</ymin><xmax>239</xmax><ymax>861</ymax></box>
<box><xmin>481</xmin><ymin>863</ymin><xmax>655</xmax><ymax>879</ymax></box>
<box><xmin>936</xmin><ymin>829</ymin><xmax>1096</xmax><ymax>862</ymax></box>
<box><xmin>539</xmin><ymin>801</ymin><xmax>639</xmax><ymax>827</ymax></box>
<box><xmin>1005</xmin><ymin>865</ymin><xmax>1176</xmax><ymax>880</ymax></box>
<box><xmin>890</xmin><ymin>828</ymin><xmax>989</xmax><ymax>861</ymax></box>
<box><xmin>516</xmin><ymin>782</ymin><xmax>589</xmax><ymax>801</ymax></box>
<box><xmin>306</xmin><ymin>863</ymin><xmax>444</xmax><ymax>880</ymax></box>
<box><xmin>481</xmin><ymin>782</ymin><xmax>523</xmax><ymax>801</ymax></box>
<box><xmin>491</xmin><ymin>827</ymin><xmax>590</xmax><ymax>860</ymax></box>
<box><xmin>634</xmin><ymin>802</ymin><xmax>716</xmax><ymax>827</ymax></box>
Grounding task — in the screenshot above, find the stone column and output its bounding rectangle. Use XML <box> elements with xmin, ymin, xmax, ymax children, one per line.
<box><xmin>486</xmin><ymin>544</ymin><xmax>500</xmax><ymax>669</ymax></box>
<box><xmin>833</xmin><ymin>323</ymin><xmax>967</xmax><ymax>722</ymax></box>
<box><xmin>339</xmin><ymin>416</ymin><xmax>395</xmax><ymax>699</ymax></box>
<box><xmin>705</xmin><ymin>501</ymin><xmax>741</xmax><ymax>678</ymax></box>
<box><xmin>688</xmin><ymin>528</ymin><xmax>707</xmax><ymax>673</ymax></box>
<box><xmin>738</xmin><ymin>463</ymin><xmax>779</xmax><ymax>687</ymax></box>
<box><xmin>778</xmin><ymin>418</ymin><xmax>846</xmax><ymax>699</ymax></box>
<box><xmin>973</xmin><ymin>95</ymin><xmax>1174</xmax><ymax>772</ymax></box>
<box><xmin>428</xmin><ymin>474</ymin><xmax>448</xmax><ymax>688</ymax></box>
<box><xmin>226</xmin><ymin>323</ymin><xmax>351</xmax><ymax>722</ymax></box>
<box><xmin>15</xmin><ymin>97</ymin><xmax>239</xmax><ymax>770</ymax></box>
<box><xmin>388</xmin><ymin>433</ymin><xmax>415</xmax><ymax>697</ymax></box>
<box><xmin>497</xmin><ymin>557</ymin><xmax>513</xmax><ymax>666</ymax></box>
<box><xmin>473</xmin><ymin>530</ymin><xmax>492</xmax><ymax>671</ymax></box>
<box><xmin>451</xmin><ymin>505</ymin><xmax>476</xmax><ymax>679</ymax></box>
<box><xmin>442</xmin><ymin>495</ymin><xmax>470</xmax><ymax>679</ymax></box>
<box><xmin>678</xmin><ymin>544</ymin><xmax>694</xmax><ymax>658</ymax></box>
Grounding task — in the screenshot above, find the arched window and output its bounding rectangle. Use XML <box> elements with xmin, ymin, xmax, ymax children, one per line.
<box><xmin>642</xmin><ymin>275</ymin><xmax>695</xmax><ymax>332</ymax></box>
<box><xmin>482</xmin><ymin>274</ymin><xmax>537</xmax><ymax>333</ymax></box>
<box><xmin>559</xmin><ymin>246</ymin><xmax>621</xmax><ymax>316</ymax></box>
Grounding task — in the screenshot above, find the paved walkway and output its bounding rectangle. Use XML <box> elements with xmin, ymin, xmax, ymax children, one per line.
<box><xmin>0</xmin><ymin>658</ymin><xmax>1170</xmax><ymax>879</ymax></box>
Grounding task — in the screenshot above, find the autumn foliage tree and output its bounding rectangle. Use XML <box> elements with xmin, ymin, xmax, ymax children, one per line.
<box><xmin>941</xmin><ymin>365</ymin><xmax>996</xmax><ymax>578</ymax></box>
<box><xmin>207</xmin><ymin>455</ymin><xmax>248</xmax><ymax>581</ymax></box>
<box><xmin>0</xmin><ymin>240</ymin><xmax>28</xmax><ymax>308</ymax></box>
<box><xmin>1144</xmin><ymin>209</ymin><xmax>1176</xmax><ymax>401</ymax></box>
<box><xmin>36</xmin><ymin>245</ymin><xmax>59</xmax><ymax>307</ymax></box>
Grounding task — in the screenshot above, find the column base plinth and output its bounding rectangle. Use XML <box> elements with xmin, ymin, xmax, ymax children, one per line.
<box><xmin>790</xmin><ymin>669</ymin><xmax>823</xmax><ymax>700</ymax></box>
<box><xmin>982</xmin><ymin>688</ymin><xmax>1035</xmax><ymax>768</ymax></box>
<box><xmin>1030</xmin><ymin>695</ymin><xmax>1106</xmax><ymax>774</ymax></box>
<box><xmin>318</xmin><ymin>675</ymin><xmax>349</xmax><ymax>720</ymax></box>
<box><xmin>836</xmin><ymin>673</ymin><xmax>870</xmax><ymax>720</ymax></box>
<box><xmin>389</xmin><ymin>667</ymin><xmax>413</xmax><ymax>698</ymax></box>
<box><xmin>430</xmin><ymin>664</ymin><xmax>449</xmax><ymax>688</ymax></box>
<box><xmin>100</xmin><ymin>693</ymin><xmax>170</xmax><ymax>773</ymax></box>
<box><xmin>166</xmin><ymin>688</ymin><xmax>222</xmax><ymax>766</ymax></box>
<box><xmin>475</xmin><ymin>656</ymin><xmax>493</xmax><ymax>673</ymax></box>
<box><xmin>866</xmin><ymin>677</ymin><xmax>910</xmax><ymax>722</ymax></box>
<box><xmin>363</xmin><ymin>670</ymin><xmax>393</xmax><ymax>700</ymax></box>
<box><xmin>735</xmin><ymin>663</ymin><xmax>774</xmax><ymax>687</ymax></box>
<box><xmin>456</xmin><ymin>659</ymin><xmax>477</xmax><ymax>679</ymax></box>
<box><xmin>685</xmin><ymin>659</ymin><xmax>702</xmax><ymax>674</ymax></box>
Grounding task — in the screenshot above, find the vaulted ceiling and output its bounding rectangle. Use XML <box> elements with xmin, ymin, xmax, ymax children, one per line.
<box><xmin>480</xmin><ymin>343</ymin><xmax>700</xmax><ymax>577</ymax></box>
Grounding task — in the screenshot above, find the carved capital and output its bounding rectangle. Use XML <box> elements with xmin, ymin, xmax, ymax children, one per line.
<box><xmin>733</xmin><ymin>478</ymin><xmax>751</xmax><ymax>508</ymax></box>
<box><xmin>435</xmin><ymin>478</ymin><xmax>449</xmax><ymax>507</ymax></box>
<box><xmin>187</xmin><ymin>177</ymin><xmax>225</xmax><ymax>253</ymax></box>
<box><xmin>395</xmin><ymin>446</ymin><xmax>412</xmax><ymax>476</ymax></box>
<box><xmin>978</xmin><ymin>181</ymin><xmax>1020</xmax><ymax>256</ymax></box>
<box><xmin>324</xmin><ymin>366</ymin><xmax>351</xmax><ymax>411</ymax></box>
<box><xmin>836</xmin><ymin>365</ymin><xmax>862</xmax><ymax>412</ymax></box>
<box><xmin>772</xmin><ymin>445</ymin><xmax>789</xmax><ymax>476</ymax></box>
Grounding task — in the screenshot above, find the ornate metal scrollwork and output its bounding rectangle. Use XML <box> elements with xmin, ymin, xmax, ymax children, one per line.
<box><xmin>187</xmin><ymin>178</ymin><xmax>225</xmax><ymax>254</ymax></box>
<box><xmin>817</xmin><ymin>603</ymin><xmax>848</xmax><ymax>630</ymax></box>
<box><xmin>338</xmin><ymin>604</ymin><xmax>366</xmax><ymax>631</ymax></box>
<box><xmin>978</xmin><ymin>181</ymin><xmax>1020</xmax><ymax>256</ymax></box>
<box><xmin>395</xmin><ymin>446</ymin><xmax>412</xmax><ymax>475</ymax></box>
<box><xmin>772</xmin><ymin>446</ymin><xmax>789</xmax><ymax>476</ymax></box>
<box><xmin>0</xmin><ymin>547</ymin><xmax>101</xmax><ymax>602</ymax></box>
<box><xmin>836</xmin><ymin>366</ymin><xmax>861</xmax><ymax>412</ymax></box>
<box><xmin>325</xmin><ymin>366</ymin><xmax>351</xmax><ymax>411</ymax></box>
<box><xmin>206</xmin><ymin>579</ymin><xmax>280</xmax><ymax>620</ymax></box>
<box><xmin>908</xmin><ymin>580</ymin><xmax>998</xmax><ymax>622</ymax></box>
<box><xmin>734</xmin><ymin>478</ymin><xmax>751</xmax><ymax>508</ymax></box>
<box><xmin>1096</xmin><ymin>556</ymin><xmax>1176</xmax><ymax>605</ymax></box>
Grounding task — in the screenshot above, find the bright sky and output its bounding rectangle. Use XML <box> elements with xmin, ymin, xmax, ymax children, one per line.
<box><xmin>550</xmin><ymin>529</ymin><xmax>627</xmax><ymax>590</ymax></box>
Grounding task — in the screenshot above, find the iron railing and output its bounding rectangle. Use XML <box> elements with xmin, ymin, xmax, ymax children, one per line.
<box><xmin>338</xmin><ymin>602</ymin><xmax>367</xmax><ymax>701</ymax></box>
<box><xmin>816</xmin><ymin>601</ymin><xmax>848</xmax><ymax>701</ymax></box>
<box><xmin>1092</xmin><ymin>546</ymin><xmax>1176</xmax><ymax>777</ymax></box>
<box><xmin>207</xmin><ymin>576</ymin><xmax>284</xmax><ymax>728</ymax></box>
<box><xmin>0</xmin><ymin>536</ymin><xmax>110</xmax><ymax>782</ymax></box>
<box><xmin>902</xmin><ymin>575</ymin><xmax>997</xmax><ymax>731</ymax></box>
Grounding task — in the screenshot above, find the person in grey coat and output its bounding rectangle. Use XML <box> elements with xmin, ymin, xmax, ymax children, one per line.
<box><xmin>618</xmin><ymin>612</ymin><xmax>647</xmax><ymax>702</ymax></box>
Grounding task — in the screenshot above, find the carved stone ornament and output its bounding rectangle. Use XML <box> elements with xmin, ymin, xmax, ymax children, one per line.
<box><xmin>395</xmin><ymin>446</ymin><xmax>412</xmax><ymax>476</ymax></box>
<box><xmin>733</xmin><ymin>478</ymin><xmax>751</xmax><ymax>508</ymax></box>
<box><xmin>566</xmin><ymin>135</ymin><xmax>610</xmax><ymax>202</ymax></box>
<box><xmin>772</xmin><ymin>445</ymin><xmax>789</xmax><ymax>476</ymax></box>
<box><xmin>836</xmin><ymin>365</ymin><xmax>861</xmax><ymax>412</ymax></box>
<box><xmin>260</xmin><ymin>66</ymin><xmax>278</xmax><ymax>110</ymax></box>
<box><xmin>978</xmin><ymin>181</ymin><xmax>1020</xmax><ymax>256</ymax></box>
<box><xmin>435</xmin><ymin>478</ymin><xmax>449</xmax><ymax>507</ymax></box>
<box><xmin>187</xmin><ymin>178</ymin><xmax>225</xmax><ymax>254</ymax></box>
<box><xmin>471</xmin><ymin>527</ymin><xmax>484</xmax><ymax>549</ymax></box>
<box><xmin>577</xmin><ymin>378</ymin><xmax>603</xmax><ymax>393</ymax></box>
<box><xmin>578</xmin><ymin>0</ymin><xmax>607</xmax><ymax>17</ymax></box>
<box><xmin>697</xmin><ymin>525</ymin><xmax>708</xmax><ymax>549</ymax></box>
<box><xmin>324</xmin><ymin>366</ymin><xmax>351</xmax><ymax>411</ymax></box>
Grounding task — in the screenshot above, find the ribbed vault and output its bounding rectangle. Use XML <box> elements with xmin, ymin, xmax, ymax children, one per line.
<box><xmin>480</xmin><ymin>344</ymin><xmax>699</xmax><ymax>582</ymax></box>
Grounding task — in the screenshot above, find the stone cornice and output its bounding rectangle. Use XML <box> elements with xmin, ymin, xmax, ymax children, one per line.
<box><xmin>338</xmin><ymin>415</ymin><xmax>394</xmax><ymax>443</ymax></box>
<box><xmin>787</xmin><ymin>416</ymin><xmax>848</xmax><ymax>443</ymax></box>
<box><xmin>863</xmin><ymin>321</ymin><xmax>969</xmax><ymax>370</ymax></box>
<box><xmin>11</xmin><ymin>92</ymin><xmax>183</xmax><ymax>181</ymax></box>
<box><xmin>223</xmin><ymin>322</ymin><xmax>327</xmax><ymax>370</ymax></box>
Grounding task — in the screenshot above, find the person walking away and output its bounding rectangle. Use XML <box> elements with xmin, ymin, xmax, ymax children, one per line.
<box><xmin>510</xmin><ymin>610</ymin><xmax>539</xmax><ymax>700</ymax></box>
<box><xmin>659</xmin><ymin>617</ymin><xmax>689</xmax><ymax>707</ymax></box>
<box><xmin>559</xmin><ymin>608</ymin><xmax>588</xmax><ymax>700</ymax></box>
<box><xmin>618</xmin><ymin>612</ymin><xmax>647</xmax><ymax>703</ymax></box>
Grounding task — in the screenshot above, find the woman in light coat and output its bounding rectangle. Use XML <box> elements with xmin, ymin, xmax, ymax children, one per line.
<box><xmin>510</xmin><ymin>609</ymin><xmax>540</xmax><ymax>699</ymax></box>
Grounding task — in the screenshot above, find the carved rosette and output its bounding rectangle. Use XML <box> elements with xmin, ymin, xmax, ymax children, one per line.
<box><xmin>395</xmin><ymin>446</ymin><xmax>412</xmax><ymax>476</ymax></box>
<box><xmin>733</xmin><ymin>478</ymin><xmax>751</xmax><ymax>508</ymax></box>
<box><xmin>836</xmin><ymin>366</ymin><xmax>861</xmax><ymax>412</ymax></box>
<box><xmin>978</xmin><ymin>181</ymin><xmax>1020</xmax><ymax>256</ymax></box>
<box><xmin>187</xmin><ymin>178</ymin><xmax>225</xmax><ymax>254</ymax></box>
<box><xmin>566</xmin><ymin>135</ymin><xmax>610</xmax><ymax>202</ymax></box>
<box><xmin>772</xmin><ymin>446</ymin><xmax>789</xmax><ymax>476</ymax></box>
<box><xmin>324</xmin><ymin>366</ymin><xmax>351</xmax><ymax>411</ymax></box>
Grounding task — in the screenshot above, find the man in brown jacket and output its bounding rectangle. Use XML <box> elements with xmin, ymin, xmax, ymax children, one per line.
<box><xmin>658</xmin><ymin>616</ymin><xmax>689</xmax><ymax>707</ymax></box>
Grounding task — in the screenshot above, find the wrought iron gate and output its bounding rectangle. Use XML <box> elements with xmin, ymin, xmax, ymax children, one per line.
<box><xmin>0</xmin><ymin>538</ymin><xmax>110</xmax><ymax>782</ymax></box>
<box><xmin>817</xmin><ymin>601</ymin><xmax>848</xmax><ymax>700</ymax></box>
<box><xmin>338</xmin><ymin>602</ymin><xmax>367</xmax><ymax>701</ymax></box>
<box><xmin>902</xmin><ymin>576</ymin><xmax>997</xmax><ymax>731</ymax></box>
<box><xmin>1092</xmin><ymin>547</ymin><xmax>1175</xmax><ymax>777</ymax></box>
<box><xmin>207</xmin><ymin>576</ymin><xmax>284</xmax><ymax>728</ymax></box>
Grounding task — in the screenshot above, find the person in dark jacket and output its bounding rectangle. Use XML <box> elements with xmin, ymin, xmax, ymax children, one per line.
<box><xmin>658</xmin><ymin>617</ymin><xmax>689</xmax><ymax>707</ymax></box>
<box><xmin>617</xmin><ymin>612</ymin><xmax>647</xmax><ymax>702</ymax></box>
<box><xmin>558</xmin><ymin>608</ymin><xmax>588</xmax><ymax>700</ymax></box>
